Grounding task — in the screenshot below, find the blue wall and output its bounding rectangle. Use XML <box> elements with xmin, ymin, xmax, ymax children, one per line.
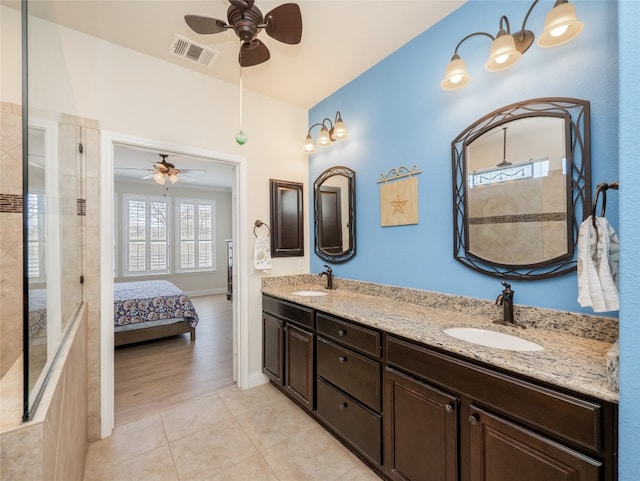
<box><xmin>617</xmin><ymin>1</ymin><xmax>640</xmax><ymax>480</ymax></box>
<box><xmin>309</xmin><ymin>0</ymin><xmax>618</xmax><ymax>315</ymax></box>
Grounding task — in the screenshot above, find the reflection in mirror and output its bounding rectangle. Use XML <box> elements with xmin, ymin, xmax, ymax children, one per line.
<box><xmin>314</xmin><ymin>166</ymin><xmax>356</xmax><ymax>263</ymax></box>
<box><xmin>466</xmin><ymin>117</ymin><xmax>569</xmax><ymax>265</ymax></box>
<box><xmin>452</xmin><ymin>98</ymin><xmax>591</xmax><ymax>280</ymax></box>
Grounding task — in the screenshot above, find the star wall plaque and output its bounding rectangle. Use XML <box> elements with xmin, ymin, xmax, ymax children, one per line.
<box><xmin>380</xmin><ymin>176</ymin><xmax>419</xmax><ymax>226</ymax></box>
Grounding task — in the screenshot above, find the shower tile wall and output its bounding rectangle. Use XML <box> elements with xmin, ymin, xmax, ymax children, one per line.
<box><xmin>0</xmin><ymin>101</ymin><xmax>23</xmax><ymax>379</ymax></box>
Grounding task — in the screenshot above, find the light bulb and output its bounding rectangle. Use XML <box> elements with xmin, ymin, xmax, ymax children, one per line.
<box><xmin>550</xmin><ymin>25</ymin><xmax>569</xmax><ymax>37</ymax></box>
<box><xmin>153</xmin><ymin>171</ymin><xmax>165</xmax><ymax>185</ymax></box>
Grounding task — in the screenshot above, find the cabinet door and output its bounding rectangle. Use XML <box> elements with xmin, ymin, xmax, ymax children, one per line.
<box><xmin>262</xmin><ymin>313</ymin><xmax>284</xmax><ymax>387</ymax></box>
<box><xmin>285</xmin><ymin>323</ymin><xmax>314</xmax><ymax>411</ymax></box>
<box><xmin>468</xmin><ymin>405</ymin><xmax>601</xmax><ymax>481</ymax></box>
<box><xmin>384</xmin><ymin>368</ymin><xmax>459</xmax><ymax>481</ymax></box>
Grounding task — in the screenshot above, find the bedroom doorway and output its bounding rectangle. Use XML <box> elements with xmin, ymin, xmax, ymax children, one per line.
<box><xmin>100</xmin><ymin>132</ymin><xmax>248</xmax><ymax>437</ymax></box>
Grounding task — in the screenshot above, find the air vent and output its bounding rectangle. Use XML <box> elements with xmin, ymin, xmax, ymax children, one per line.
<box><xmin>169</xmin><ymin>34</ymin><xmax>219</xmax><ymax>67</ymax></box>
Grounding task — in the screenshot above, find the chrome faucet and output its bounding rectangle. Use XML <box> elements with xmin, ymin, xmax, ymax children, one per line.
<box><xmin>494</xmin><ymin>281</ymin><xmax>524</xmax><ymax>328</ymax></box>
<box><xmin>319</xmin><ymin>265</ymin><xmax>334</xmax><ymax>290</ymax></box>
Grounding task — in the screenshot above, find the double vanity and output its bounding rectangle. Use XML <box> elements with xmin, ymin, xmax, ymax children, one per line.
<box><xmin>262</xmin><ymin>275</ymin><xmax>618</xmax><ymax>481</ymax></box>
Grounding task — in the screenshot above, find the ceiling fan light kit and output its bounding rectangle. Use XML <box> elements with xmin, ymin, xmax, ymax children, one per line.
<box><xmin>185</xmin><ymin>0</ymin><xmax>302</xmax><ymax>67</ymax></box>
<box><xmin>440</xmin><ymin>0</ymin><xmax>584</xmax><ymax>91</ymax></box>
<box><xmin>304</xmin><ymin>111</ymin><xmax>348</xmax><ymax>153</ymax></box>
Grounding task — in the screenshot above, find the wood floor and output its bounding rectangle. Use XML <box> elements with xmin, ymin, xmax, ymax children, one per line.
<box><xmin>114</xmin><ymin>294</ymin><xmax>234</xmax><ymax>426</ymax></box>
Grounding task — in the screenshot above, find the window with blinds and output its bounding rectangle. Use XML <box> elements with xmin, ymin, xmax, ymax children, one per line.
<box><xmin>27</xmin><ymin>193</ymin><xmax>46</xmax><ymax>282</ymax></box>
<box><xmin>176</xmin><ymin>199</ymin><xmax>216</xmax><ymax>272</ymax></box>
<box><xmin>124</xmin><ymin>195</ymin><xmax>170</xmax><ymax>276</ymax></box>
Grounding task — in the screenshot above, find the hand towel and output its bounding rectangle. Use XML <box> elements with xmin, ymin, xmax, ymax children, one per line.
<box><xmin>577</xmin><ymin>215</ymin><xmax>619</xmax><ymax>312</ymax></box>
<box><xmin>254</xmin><ymin>234</ymin><xmax>272</xmax><ymax>271</ymax></box>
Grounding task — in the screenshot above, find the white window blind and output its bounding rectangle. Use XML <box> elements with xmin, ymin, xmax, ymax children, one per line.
<box><xmin>27</xmin><ymin>193</ymin><xmax>46</xmax><ymax>282</ymax></box>
<box><xmin>176</xmin><ymin>199</ymin><xmax>216</xmax><ymax>272</ymax></box>
<box><xmin>124</xmin><ymin>195</ymin><xmax>169</xmax><ymax>276</ymax></box>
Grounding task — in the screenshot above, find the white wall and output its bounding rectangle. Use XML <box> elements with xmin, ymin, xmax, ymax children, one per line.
<box><xmin>0</xmin><ymin>6</ymin><xmax>21</xmax><ymax>105</ymax></box>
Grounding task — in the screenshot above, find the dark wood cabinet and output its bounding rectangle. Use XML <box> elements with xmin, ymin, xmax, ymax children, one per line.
<box><xmin>262</xmin><ymin>295</ymin><xmax>617</xmax><ymax>481</ymax></box>
<box><xmin>384</xmin><ymin>368</ymin><xmax>459</xmax><ymax>481</ymax></box>
<box><xmin>385</xmin><ymin>335</ymin><xmax>617</xmax><ymax>481</ymax></box>
<box><xmin>262</xmin><ymin>295</ymin><xmax>315</xmax><ymax>412</ymax></box>
<box><xmin>468</xmin><ymin>404</ymin><xmax>601</xmax><ymax>481</ymax></box>
<box><xmin>284</xmin><ymin>323</ymin><xmax>314</xmax><ymax>410</ymax></box>
<box><xmin>316</xmin><ymin>313</ymin><xmax>383</xmax><ymax>468</ymax></box>
<box><xmin>262</xmin><ymin>312</ymin><xmax>284</xmax><ymax>386</ymax></box>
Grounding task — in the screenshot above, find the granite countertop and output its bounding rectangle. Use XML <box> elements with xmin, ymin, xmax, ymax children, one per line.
<box><xmin>262</xmin><ymin>278</ymin><xmax>619</xmax><ymax>404</ymax></box>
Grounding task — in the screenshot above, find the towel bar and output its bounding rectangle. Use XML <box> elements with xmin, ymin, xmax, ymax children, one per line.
<box><xmin>254</xmin><ymin>220</ymin><xmax>271</xmax><ymax>237</ymax></box>
<box><xmin>592</xmin><ymin>181</ymin><xmax>619</xmax><ymax>227</ymax></box>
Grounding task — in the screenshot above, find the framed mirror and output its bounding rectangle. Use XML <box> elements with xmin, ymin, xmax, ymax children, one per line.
<box><xmin>452</xmin><ymin>98</ymin><xmax>591</xmax><ymax>280</ymax></box>
<box><xmin>314</xmin><ymin>166</ymin><xmax>356</xmax><ymax>263</ymax></box>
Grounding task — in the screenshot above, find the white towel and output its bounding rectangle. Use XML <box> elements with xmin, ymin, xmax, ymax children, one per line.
<box><xmin>577</xmin><ymin>215</ymin><xmax>619</xmax><ymax>312</ymax></box>
<box><xmin>254</xmin><ymin>234</ymin><xmax>272</xmax><ymax>271</ymax></box>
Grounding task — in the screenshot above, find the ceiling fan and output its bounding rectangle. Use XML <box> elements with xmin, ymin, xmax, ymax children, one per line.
<box><xmin>116</xmin><ymin>154</ymin><xmax>207</xmax><ymax>185</ymax></box>
<box><xmin>185</xmin><ymin>0</ymin><xmax>302</xmax><ymax>67</ymax></box>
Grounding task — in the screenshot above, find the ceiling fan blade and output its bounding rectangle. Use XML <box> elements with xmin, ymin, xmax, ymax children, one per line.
<box><xmin>184</xmin><ymin>15</ymin><xmax>229</xmax><ymax>34</ymax></box>
<box><xmin>179</xmin><ymin>174</ymin><xmax>198</xmax><ymax>183</ymax></box>
<box><xmin>179</xmin><ymin>169</ymin><xmax>208</xmax><ymax>174</ymax></box>
<box><xmin>239</xmin><ymin>39</ymin><xmax>270</xmax><ymax>67</ymax></box>
<box><xmin>265</xmin><ymin>3</ymin><xmax>302</xmax><ymax>44</ymax></box>
<box><xmin>229</xmin><ymin>0</ymin><xmax>254</xmax><ymax>9</ymax></box>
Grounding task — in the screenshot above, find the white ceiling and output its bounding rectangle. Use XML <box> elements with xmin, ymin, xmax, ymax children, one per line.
<box><xmin>14</xmin><ymin>0</ymin><xmax>465</xmax><ymax>188</ymax></box>
<box><xmin>21</xmin><ymin>0</ymin><xmax>464</xmax><ymax>109</ymax></box>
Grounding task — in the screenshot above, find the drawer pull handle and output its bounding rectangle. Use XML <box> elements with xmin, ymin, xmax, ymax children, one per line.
<box><xmin>338</xmin><ymin>329</ymin><xmax>346</xmax><ymax>337</ymax></box>
<box><xmin>338</xmin><ymin>356</ymin><xmax>347</xmax><ymax>363</ymax></box>
<box><xmin>445</xmin><ymin>402</ymin><xmax>455</xmax><ymax>414</ymax></box>
<box><xmin>339</xmin><ymin>402</ymin><xmax>348</xmax><ymax>410</ymax></box>
<box><xmin>468</xmin><ymin>414</ymin><xmax>479</xmax><ymax>426</ymax></box>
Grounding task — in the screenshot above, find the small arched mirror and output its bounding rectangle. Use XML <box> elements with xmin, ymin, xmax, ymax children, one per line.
<box><xmin>314</xmin><ymin>166</ymin><xmax>356</xmax><ymax>263</ymax></box>
<box><xmin>452</xmin><ymin>98</ymin><xmax>591</xmax><ymax>280</ymax></box>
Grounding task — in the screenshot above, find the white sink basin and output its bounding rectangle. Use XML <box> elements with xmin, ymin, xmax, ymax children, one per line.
<box><xmin>443</xmin><ymin>327</ymin><xmax>543</xmax><ymax>352</ymax></box>
<box><xmin>291</xmin><ymin>290</ymin><xmax>328</xmax><ymax>297</ymax></box>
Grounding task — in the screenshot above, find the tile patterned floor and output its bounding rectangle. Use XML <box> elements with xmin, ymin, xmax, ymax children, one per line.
<box><xmin>83</xmin><ymin>383</ymin><xmax>382</xmax><ymax>481</ymax></box>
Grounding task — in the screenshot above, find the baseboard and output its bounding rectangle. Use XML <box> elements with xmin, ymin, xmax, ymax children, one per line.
<box><xmin>187</xmin><ymin>287</ymin><xmax>227</xmax><ymax>297</ymax></box>
<box><xmin>246</xmin><ymin>371</ymin><xmax>269</xmax><ymax>390</ymax></box>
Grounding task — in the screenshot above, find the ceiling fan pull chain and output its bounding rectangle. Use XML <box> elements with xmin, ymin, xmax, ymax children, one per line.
<box><xmin>236</xmin><ymin>66</ymin><xmax>248</xmax><ymax>145</ymax></box>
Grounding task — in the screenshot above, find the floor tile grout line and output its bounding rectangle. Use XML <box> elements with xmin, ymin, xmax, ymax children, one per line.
<box><xmin>219</xmin><ymin>387</ymin><xmax>288</xmax><ymax>481</ymax></box>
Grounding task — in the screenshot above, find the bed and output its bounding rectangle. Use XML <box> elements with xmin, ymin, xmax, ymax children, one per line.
<box><xmin>113</xmin><ymin>280</ymin><xmax>199</xmax><ymax>347</ymax></box>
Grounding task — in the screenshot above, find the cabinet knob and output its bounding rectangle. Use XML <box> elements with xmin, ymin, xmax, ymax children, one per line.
<box><xmin>468</xmin><ymin>414</ymin><xmax>479</xmax><ymax>425</ymax></box>
<box><xmin>445</xmin><ymin>402</ymin><xmax>455</xmax><ymax>413</ymax></box>
<box><xmin>339</xmin><ymin>402</ymin><xmax>348</xmax><ymax>410</ymax></box>
<box><xmin>338</xmin><ymin>329</ymin><xmax>346</xmax><ymax>337</ymax></box>
<box><xmin>338</xmin><ymin>356</ymin><xmax>347</xmax><ymax>363</ymax></box>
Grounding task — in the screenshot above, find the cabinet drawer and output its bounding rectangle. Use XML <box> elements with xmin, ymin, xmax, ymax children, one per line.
<box><xmin>317</xmin><ymin>313</ymin><xmax>381</xmax><ymax>358</ymax></box>
<box><xmin>317</xmin><ymin>337</ymin><xmax>381</xmax><ymax>411</ymax></box>
<box><xmin>262</xmin><ymin>295</ymin><xmax>314</xmax><ymax>330</ymax></box>
<box><xmin>317</xmin><ymin>378</ymin><xmax>382</xmax><ymax>466</ymax></box>
<box><xmin>386</xmin><ymin>335</ymin><xmax>604</xmax><ymax>453</ymax></box>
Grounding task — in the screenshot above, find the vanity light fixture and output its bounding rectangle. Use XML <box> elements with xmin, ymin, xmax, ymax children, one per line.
<box><xmin>440</xmin><ymin>0</ymin><xmax>584</xmax><ymax>91</ymax></box>
<box><xmin>303</xmin><ymin>111</ymin><xmax>348</xmax><ymax>153</ymax></box>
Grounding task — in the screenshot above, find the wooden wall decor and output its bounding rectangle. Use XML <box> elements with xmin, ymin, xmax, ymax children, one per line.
<box><xmin>378</xmin><ymin>165</ymin><xmax>421</xmax><ymax>227</ymax></box>
<box><xmin>270</xmin><ymin>179</ymin><xmax>304</xmax><ymax>257</ymax></box>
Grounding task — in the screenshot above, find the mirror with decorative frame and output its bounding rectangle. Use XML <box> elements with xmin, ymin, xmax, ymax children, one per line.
<box><xmin>313</xmin><ymin>166</ymin><xmax>356</xmax><ymax>264</ymax></box>
<box><xmin>452</xmin><ymin>98</ymin><xmax>591</xmax><ymax>280</ymax></box>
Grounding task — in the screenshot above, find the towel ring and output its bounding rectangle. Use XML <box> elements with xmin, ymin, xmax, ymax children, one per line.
<box><xmin>254</xmin><ymin>220</ymin><xmax>271</xmax><ymax>237</ymax></box>
<box><xmin>591</xmin><ymin>181</ymin><xmax>619</xmax><ymax>227</ymax></box>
